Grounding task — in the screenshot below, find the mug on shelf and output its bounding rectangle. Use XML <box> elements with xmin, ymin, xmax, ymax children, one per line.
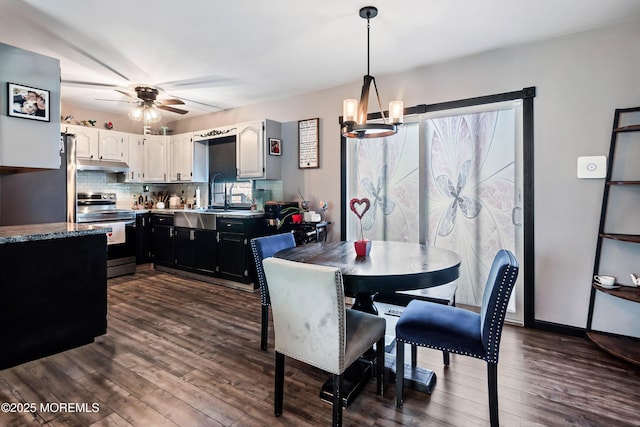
<box><xmin>594</xmin><ymin>275</ymin><xmax>616</xmax><ymax>286</ymax></box>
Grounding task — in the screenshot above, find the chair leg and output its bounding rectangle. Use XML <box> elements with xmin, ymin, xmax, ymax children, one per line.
<box><xmin>411</xmin><ymin>344</ymin><xmax>417</xmax><ymax>367</ymax></box>
<box><xmin>396</xmin><ymin>340</ymin><xmax>405</xmax><ymax>408</ymax></box>
<box><xmin>332</xmin><ymin>374</ymin><xmax>343</xmax><ymax>426</ymax></box>
<box><xmin>375</xmin><ymin>336</ymin><xmax>385</xmax><ymax>396</ymax></box>
<box><xmin>443</xmin><ymin>351</ymin><xmax>450</xmax><ymax>366</ymax></box>
<box><xmin>487</xmin><ymin>362</ymin><xmax>499</xmax><ymax>427</ymax></box>
<box><xmin>274</xmin><ymin>352</ymin><xmax>284</xmax><ymax>417</ymax></box>
<box><xmin>261</xmin><ymin>305</ymin><xmax>269</xmax><ymax>350</ymax></box>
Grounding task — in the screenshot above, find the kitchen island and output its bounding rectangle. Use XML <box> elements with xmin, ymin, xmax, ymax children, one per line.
<box><xmin>0</xmin><ymin>222</ymin><xmax>109</xmax><ymax>369</ymax></box>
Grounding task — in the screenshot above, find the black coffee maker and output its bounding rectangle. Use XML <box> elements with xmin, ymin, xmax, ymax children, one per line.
<box><xmin>264</xmin><ymin>201</ymin><xmax>299</xmax><ymax>232</ymax></box>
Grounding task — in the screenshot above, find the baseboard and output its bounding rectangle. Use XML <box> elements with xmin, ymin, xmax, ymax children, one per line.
<box><xmin>531</xmin><ymin>319</ymin><xmax>586</xmax><ymax>337</ymax></box>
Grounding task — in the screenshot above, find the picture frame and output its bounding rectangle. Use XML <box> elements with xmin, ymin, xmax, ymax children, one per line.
<box><xmin>298</xmin><ymin>117</ymin><xmax>319</xmax><ymax>169</ymax></box>
<box><xmin>7</xmin><ymin>82</ymin><xmax>50</xmax><ymax>122</ymax></box>
<box><xmin>269</xmin><ymin>137</ymin><xmax>282</xmax><ymax>156</ymax></box>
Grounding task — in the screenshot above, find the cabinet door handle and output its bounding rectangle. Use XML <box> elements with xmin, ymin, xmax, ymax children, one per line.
<box><xmin>169</xmin><ymin>228</ymin><xmax>174</xmax><ymax>238</ymax></box>
<box><xmin>190</xmin><ymin>230</ymin><xmax>195</xmax><ymax>240</ymax></box>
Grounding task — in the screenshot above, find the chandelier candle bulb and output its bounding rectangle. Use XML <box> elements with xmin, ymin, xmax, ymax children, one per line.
<box><xmin>389</xmin><ymin>100</ymin><xmax>404</xmax><ymax>124</ymax></box>
<box><xmin>343</xmin><ymin>99</ymin><xmax>358</xmax><ymax>123</ymax></box>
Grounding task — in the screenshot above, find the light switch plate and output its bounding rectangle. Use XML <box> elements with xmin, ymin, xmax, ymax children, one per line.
<box><xmin>577</xmin><ymin>156</ymin><xmax>607</xmax><ymax>179</ymax></box>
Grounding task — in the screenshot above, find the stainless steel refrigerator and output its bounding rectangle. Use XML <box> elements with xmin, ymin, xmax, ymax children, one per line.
<box><xmin>0</xmin><ymin>134</ymin><xmax>75</xmax><ymax>225</ymax></box>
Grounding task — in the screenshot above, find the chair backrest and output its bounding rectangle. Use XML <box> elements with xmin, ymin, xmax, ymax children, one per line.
<box><xmin>250</xmin><ymin>233</ymin><xmax>297</xmax><ymax>305</ymax></box>
<box><xmin>262</xmin><ymin>257</ymin><xmax>346</xmax><ymax>374</ymax></box>
<box><xmin>479</xmin><ymin>249</ymin><xmax>519</xmax><ymax>363</ymax></box>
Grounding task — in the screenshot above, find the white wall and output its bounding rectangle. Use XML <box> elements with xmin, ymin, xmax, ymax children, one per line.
<box><xmin>171</xmin><ymin>17</ymin><xmax>640</xmax><ymax>330</ymax></box>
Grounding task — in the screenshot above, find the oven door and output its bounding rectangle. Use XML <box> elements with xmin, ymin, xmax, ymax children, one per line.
<box><xmin>93</xmin><ymin>220</ymin><xmax>137</xmax><ymax>278</ymax></box>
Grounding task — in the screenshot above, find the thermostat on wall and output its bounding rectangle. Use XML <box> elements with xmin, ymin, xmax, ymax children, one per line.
<box><xmin>577</xmin><ymin>156</ymin><xmax>607</xmax><ymax>179</ymax></box>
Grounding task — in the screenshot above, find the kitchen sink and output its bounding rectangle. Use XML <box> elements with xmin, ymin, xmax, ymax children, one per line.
<box><xmin>174</xmin><ymin>211</ymin><xmax>217</xmax><ymax>230</ymax></box>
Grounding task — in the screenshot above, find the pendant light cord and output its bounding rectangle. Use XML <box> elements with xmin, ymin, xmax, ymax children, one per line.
<box><xmin>365</xmin><ymin>9</ymin><xmax>387</xmax><ymax>123</ymax></box>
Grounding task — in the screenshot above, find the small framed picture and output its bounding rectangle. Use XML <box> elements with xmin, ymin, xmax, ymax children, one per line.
<box><xmin>269</xmin><ymin>138</ymin><xmax>282</xmax><ymax>156</ymax></box>
<box><xmin>8</xmin><ymin>82</ymin><xmax>50</xmax><ymax>122</ymax></box>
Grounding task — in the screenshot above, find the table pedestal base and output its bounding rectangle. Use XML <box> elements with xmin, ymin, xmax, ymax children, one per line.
<box><xmin>319</xmin><ymin>358</ymin><xmax>373</xmax><ymax>408</ymax></box>
<box><xmin>384</xmin><ymin>353</ymin><xmax>436</xmax><ymax>394</ymax></box>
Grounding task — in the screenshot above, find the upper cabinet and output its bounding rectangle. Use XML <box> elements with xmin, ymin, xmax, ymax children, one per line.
<box><xmin>123</xmin><ymin>134</ymin><xmax>144</xmax><ymax>183</ymax></box>
<box><xmin>98</xmin><ymin>130</ymin><xmax>128</xmax><ymax>161</ymax></box>
<box><xmin>236</xmin><ymin>120</ymin><xmax>281</xmax><ymax>180</ymax></box>
<box><xmin>144</xmin><ymin>135</ymin><xmax>168</xmax><ymax>182</ymax></box>
<box><xmin>65</xmin><ymin>125</ymin><xmax>128</xmax><ymax>163</ymax></box>
<box><xmin>169</xmin><ymin>132</ymin><xmax>207</xmax><ymax>183</ymax></box>
<box><xmin>0</xmin><ymin>43</ymin><xmax>61</xmax><ymax>171</ymax></box>
<box><xmin>69</xmin><ymin>125</ymin><xmax>99</xmax><ymax>160</ymax></box>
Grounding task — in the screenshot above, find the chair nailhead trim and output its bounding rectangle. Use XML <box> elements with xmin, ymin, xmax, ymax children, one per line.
<box><xmin>397</xmin><ymin>259</ymin><xmax>518</xmax><ymax>364</ymax></box>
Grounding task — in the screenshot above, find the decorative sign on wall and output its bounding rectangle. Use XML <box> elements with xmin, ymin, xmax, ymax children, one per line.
<box><xmin>298</xmin><ymin>117</ymin><xmax>319</xmax><ymax>169</ymax></box>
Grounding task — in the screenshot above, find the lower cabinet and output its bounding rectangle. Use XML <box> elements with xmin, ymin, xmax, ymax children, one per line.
<box><xmin>136</xmin><ymin>212</ymin><xmax>152</xmax><ymax>264</ymax></box>
<box><xmin>151</xmin><ymin>214</ymin><xmax>175</xmax><ymax>266</ymax></box>
<box><xmin>174</xmin><ymin>227</ymin><xmax>196</xmax><ymax>269</ymax></box>
<box><xmin>174</xmin><ymin>227</ymin><xmax>218</xmax><ymax>273</ymax></box>
<box><xmin>194</xmin><ymin>229</ymin><xmax>218</xmax><ymax>274</ymax></box>
<box><xmin>217</xmin><ymin>231</ymin><xmax>247</xmax><ymax>281</ymax></box>
<box><xmin>150</xmin><ymin>213</ymin><xmax>264</xmax><ymax>286</ymax></box>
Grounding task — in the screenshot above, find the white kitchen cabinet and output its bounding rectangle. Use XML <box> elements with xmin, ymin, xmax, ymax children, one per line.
<box><xmin>98</xmin><ymin>130</ymin><xmax>127</xmax><ymax>161</ymax></box>
<box><xmin>66</xmin><ymin>126</ymin><xmax>127</xmax><ymax>163</ymax></box>
<box><xmin>67</xmin><ymin>125</ymin><xmax>99</xmax><ymax>160</ymax></box>
<box><xmin>169</xmin><ymin>132</ymin><xmax>206</xmax><ymax>182</ymax></box>
<box><xmin>123</xmin><ymin>134</ymin><xmax>144</xmax><ymax>183</ymax></box>
<box><xmin>236</xmin><ymin>119</ymin><xmax>281</xmax><ymax>180</ymax></box>
<box><xmin>144</xmin><ymin>135</ymin><xmax>168</xmax><ymax>182</ymax></box>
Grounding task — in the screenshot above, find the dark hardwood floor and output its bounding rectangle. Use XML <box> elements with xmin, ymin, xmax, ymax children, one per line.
<box><xmin>1</xmin><ymin>270</ymin><xmax>639</xmax><ymax>426</ymax></box>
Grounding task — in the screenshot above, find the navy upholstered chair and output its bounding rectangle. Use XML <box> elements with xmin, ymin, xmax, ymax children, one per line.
<box><xmin>250</xmin><ymin>233</ymin><xmax>297</xmax><ymax>350</ymax></box>
<box><xmin>262</xmin><ymin>257</ymin><xmax>386</xmax><ymax>427</ymax></box>
<box><xmin>395</xmin><ymin>249</ymin><xmax>519</xmax><ymax>427</ymax></box>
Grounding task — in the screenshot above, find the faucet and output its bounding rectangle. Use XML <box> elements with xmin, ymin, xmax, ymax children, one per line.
<box><xmin>210</xmin><ymin>172</ymin><xmax>228</xmax><ymax>210</ymax></box>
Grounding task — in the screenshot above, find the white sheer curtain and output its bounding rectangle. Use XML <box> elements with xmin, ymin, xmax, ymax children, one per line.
<box><xmin>345</xmin><ymin>121</ymin><xmax>420</xmax><ymax>243</ymax></box>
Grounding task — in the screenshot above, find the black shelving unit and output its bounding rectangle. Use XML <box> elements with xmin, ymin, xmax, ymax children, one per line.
<box><xmin>586</xmin><ymin>107</ymin><xmax>640</xmax><ymax>366</ymax></box>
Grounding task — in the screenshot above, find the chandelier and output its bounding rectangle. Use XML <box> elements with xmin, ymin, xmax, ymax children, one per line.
<box><xmin>342</xmin><ymin>6</ymin><xmax>403</xmax><ymax>139</ymax></box>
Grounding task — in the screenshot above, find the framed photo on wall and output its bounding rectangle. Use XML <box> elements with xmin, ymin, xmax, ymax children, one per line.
<box><xmin>8</xmin><ymin>82</ymin><xmax>50</xmax><ymax>122</ymax></box>
<box><xmin>269</xmin><ymin>138</ymin><xmax>282</xmax><ymax>156</ymax></box>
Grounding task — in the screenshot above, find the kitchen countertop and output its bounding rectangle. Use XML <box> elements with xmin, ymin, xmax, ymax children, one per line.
<box><xmin>0</xmin><ymin>222</ymin><xmax>110</xmax><ymax>244</ymax></box>
<box><xmin>133</xmin><ymin>208</ymin><xmax>265</xmax><ymax>219</ymax></box>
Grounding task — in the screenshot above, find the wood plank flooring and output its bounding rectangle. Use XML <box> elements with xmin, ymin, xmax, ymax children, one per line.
<box><xmin>1</xmin><ymin>270</ymin><xmax>639</xmax><ymax>426</ymax></box>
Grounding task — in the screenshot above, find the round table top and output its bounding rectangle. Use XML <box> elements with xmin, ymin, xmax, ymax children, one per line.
<box><xmin>274</xmin><ymin>240</ymin><xmax>461</xmax><ymax>295</ymax></box>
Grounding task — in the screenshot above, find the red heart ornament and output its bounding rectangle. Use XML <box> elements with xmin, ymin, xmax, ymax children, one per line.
<box><xmin>350</xmin><ymin>198</ymin><xmax>370</xmax><ymax>220</ymax></box>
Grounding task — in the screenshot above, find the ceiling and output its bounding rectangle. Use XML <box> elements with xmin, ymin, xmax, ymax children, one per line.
<box><xmin>2</xmin><ymin>0</ymin><xmax>640</xmax><ymax>121</ymax></box>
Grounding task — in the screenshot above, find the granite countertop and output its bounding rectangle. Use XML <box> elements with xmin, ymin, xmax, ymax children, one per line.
<box><xmin>0</xmin><ymin>222</ymin><xmax>110</xmax><ymax>244</ymax></box>
<box><xmin>133</xmin><ymin>208</ymin><xmax>265</xmax><ymax>219</ymax></box>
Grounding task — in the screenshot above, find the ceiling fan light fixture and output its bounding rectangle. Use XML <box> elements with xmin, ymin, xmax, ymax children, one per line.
<box><xmin>128</xmin><ymin>105</ymin><xmax>144</xmax><ymax>121</ymax></box>
<box><xmin>342</xmin><ymin>6</ymin><xmax>403</xmax><ymax>139</ymax></box>
<box><xmin>128</xmin><ymin>103</ymin><xmax>161</xmax><ymax>123</ymax></box>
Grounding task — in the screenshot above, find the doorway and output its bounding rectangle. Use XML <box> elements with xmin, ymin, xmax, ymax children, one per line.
<box><xmin>342</xmin><ymin>88</ymin><xmax>535</xmax><ymax>325</ymax></box>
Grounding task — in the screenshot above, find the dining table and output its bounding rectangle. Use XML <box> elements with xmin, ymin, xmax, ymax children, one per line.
<box><xmin>274</xmin><ymin>240</ymin><xmax>461</xmax><ymax>406</ymax></box>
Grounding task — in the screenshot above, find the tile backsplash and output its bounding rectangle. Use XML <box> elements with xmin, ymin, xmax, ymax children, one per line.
<box><xmin>76</xmin><ymin>171</ymin><xmax>283</xmax><ymax>209</ymax></box>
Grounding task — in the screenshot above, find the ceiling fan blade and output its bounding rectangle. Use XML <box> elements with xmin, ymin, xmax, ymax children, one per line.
<box><xmin>158</xmin><ymin>105</ymin><xmax>188</xmax><ymax>115</ymax></box>
<box><xmin>171</xmin><ymin>95</ymin><xmax>225</xmax><ymax>111</ymax></box>
<box><xmin>61</xmin><ymin>79</ymin><xmax>121</xmax><ymax>89</ymax></box>
<box><xmin>95</xmin><ymin>98</ymin><xmax>137</xmax><ymax>103</ymax></box>
<box><xmin>115</xmin><ymin>89</ymin><xmax>138</xmax><ymax>99</ymax></box>
<box><xmin>157</xmin><ymin>99</ymin><xmax>185</xmax><ymax>106</ymax></box>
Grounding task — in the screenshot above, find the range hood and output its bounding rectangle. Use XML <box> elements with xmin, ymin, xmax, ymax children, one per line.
<box><xmin>76</xmin><ymin>158</ymin><xmax>130</xmax><ymax>173</ymax></box>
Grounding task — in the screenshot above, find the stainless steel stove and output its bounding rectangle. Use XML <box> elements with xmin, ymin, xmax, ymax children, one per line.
<box><xmin>76</xmin><ymin>192</ymin><xmax>137</xmax><ymax>278</ymax></box>
<box><xmin>76</xmin><ymin>192</ymin><xmax>136</xmax><ymax>223</ymax></box>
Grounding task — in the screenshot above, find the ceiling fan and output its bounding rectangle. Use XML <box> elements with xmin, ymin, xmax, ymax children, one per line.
<box><xmin>115</xmin><ymin>86</ymin><xmax>188</xmax><ymax>115</ymax></box>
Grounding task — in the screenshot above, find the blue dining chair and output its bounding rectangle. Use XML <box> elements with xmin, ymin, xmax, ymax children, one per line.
<box><xmin>262</xmin><ymin>257</ymin><xmax>386</xmax><ymax>426</ymax></box>
<box><xmin>250</xmin><ymin>233</ymin><xmax>297</xmax><ymax>350</ymax></box>
<box><xmin>395</xmin><ymin>249</ymin><xmax>519</xmax><ymax>427</ymax></box>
